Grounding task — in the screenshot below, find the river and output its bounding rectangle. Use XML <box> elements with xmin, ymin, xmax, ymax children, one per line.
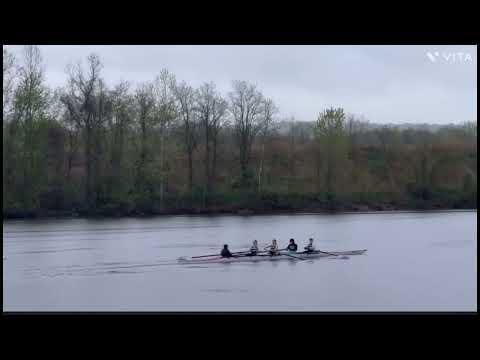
<box><xmin>3</xmin><ymin>211</ymin><xmax>477</xmax><ymax>311</ymax></box>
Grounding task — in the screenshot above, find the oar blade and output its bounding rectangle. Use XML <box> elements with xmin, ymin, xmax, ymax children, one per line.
<box><xmin>281</xmin><ymin>252</ymin><xmax>307</xmax><ymax>261</ymax></box>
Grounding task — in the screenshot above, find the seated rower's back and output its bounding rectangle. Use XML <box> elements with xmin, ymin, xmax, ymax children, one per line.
<box><xmin>249</xmin><ymin>240</ymin><xmax>259</xmax><ymax>255</ymax></box>
<box><xmin>221</xmin><ymin>244</ymin><xmax>233</xmax><ymax>258</ymax></box>
<box><xmin>304</xmin><ymin>238</ymin><xmax>315</xmax><ymax>252</ymax></box>
<box><xmin>286</xmin><ymin>238</ymin><xmax>298</xmax><ymax>252</ymax></box>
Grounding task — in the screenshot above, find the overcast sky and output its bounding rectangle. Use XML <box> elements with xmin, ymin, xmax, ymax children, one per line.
<box><xmin>4</xmin><ymin>45</ymin><xmax>477</xmax><ymax>124</ymax></box>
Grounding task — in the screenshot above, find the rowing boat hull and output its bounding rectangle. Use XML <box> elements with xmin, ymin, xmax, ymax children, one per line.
<box><xmin>177</xmin><ymin>249</ymin><xmax>367</xmax><ymax>264</ymax></box>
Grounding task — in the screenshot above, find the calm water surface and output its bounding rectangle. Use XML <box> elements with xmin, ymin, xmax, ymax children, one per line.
<box><xmin>3</xmin><ymin>211</ymin><xmax>477</xmax><ymax>311</ymax></box>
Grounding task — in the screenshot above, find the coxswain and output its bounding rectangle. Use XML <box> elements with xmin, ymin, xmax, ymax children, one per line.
<box><xmin>221</xmin><ymin>244</ymin><xmax>233</xmax><ymax>258</ymax></box>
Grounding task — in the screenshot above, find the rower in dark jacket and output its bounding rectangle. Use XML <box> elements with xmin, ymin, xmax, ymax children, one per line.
<box><xmin>221</xmin><ymin>244</ymin><xmax>233</xmax><ymax>258</ymax></box>
<box><xmin>286</xmin><ymin>238</ymin><xmax>298</xmax><ymax>252</ymax></box>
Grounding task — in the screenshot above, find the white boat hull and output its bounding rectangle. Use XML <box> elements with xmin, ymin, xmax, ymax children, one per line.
<box><xmin>178</xmin><ymin>249</ymin><xmax>367</xmax><ymax>264</ymax></box>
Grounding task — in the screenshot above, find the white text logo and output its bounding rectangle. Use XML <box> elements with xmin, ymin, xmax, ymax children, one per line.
<box><xmin>426</xmin><ymin>51</ymin><xmax>473</xmax><ymax>64</ymax></box>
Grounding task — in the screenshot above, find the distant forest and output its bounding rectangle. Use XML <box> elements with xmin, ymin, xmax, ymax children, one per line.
<box><xmin>3</xmin><ymin>46</ymin><xmax>477</xmax><ymax>218</ymax></box>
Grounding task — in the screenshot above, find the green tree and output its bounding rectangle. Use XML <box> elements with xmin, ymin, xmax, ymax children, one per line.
<box><xmin>9</xmin><ymin>46</ymin><xmax>50</xmax><ymax>213</ymax></box>
<box><xmin>314</xmin><ymin>107</ymin><xmax>348</xmax><ymax>205</ymax></box>
<box><xmin>133</xmin><ymin>82</ymin><xmax>156</xmax><ymax>211</ymax></box>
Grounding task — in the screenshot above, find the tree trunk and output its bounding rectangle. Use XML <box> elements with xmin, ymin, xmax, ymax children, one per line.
<box><xmin>316</xmin><ymin>146</ymin><xmax>322</xmax><ymax>193</ymax></box>
<box><xmin>240</xmin><ymin>135</ymin><xmax>249</xmax><ymax>186</ymax></box>
<box><xmin>85</xmin><ymin>126</ymin><xmax>93</xmax><ymax>209</ymax></box>
<box><xmin>240</xmin><ymin>158</ymin><xmax>248</xmax><ymax>185</ymax></box>
<box><xmin>326</xmin><ymin>155</ymin><xmax>332</xmax><ymax>195</ymax></box>
<box><xmin>212</xmin><ymin>135</ymin><xmax>217</xmax><ymax>194</ymax></box>
<box><xmin>188</xmin><ymin>149</ymin><xmax>193</xmax><ymax>196</ymax></box>
<box><xmin>92</xmin><ymin>128</ymin><xmax>102</xmax><ymax>208</ymax></box>
<box><xmin>257</xmin><ymin>142</ymin><xmax>265</xmax><ymax>193</ymax></box>
<box><xmin>66</xmin><ymin>130</ymin><xmax>77</xmax><ymax>183</ymax></box>
<box><xmin>159</xmin><ymin>130</ymin><xmax>165</xmax><ymax>210</ymax></box>
<box><xmin>205</xmin><ymin>124</ymin><xmax>211</xmax><ymax>201</ymax></box>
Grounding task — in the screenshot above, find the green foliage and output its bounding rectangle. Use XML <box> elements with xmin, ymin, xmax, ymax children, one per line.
<box><xmin>2</xmin><ymin>47</ymin><xmax>477</xmax><ymax>218</ymax></box>
<box><xmin>314</xmin><ymin>107</ymin><xmax>349</xmax><ymax>197</ymax></box>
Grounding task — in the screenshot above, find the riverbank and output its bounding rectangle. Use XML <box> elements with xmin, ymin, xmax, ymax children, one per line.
<box><xmin>3</xmin><ymin>203</ymin><xmax>476</xmax><ymax>220</ymax></box>
<box><xmin>3</xmin><ymin>188</ymin><xmax>476</xmax><ymax>220</ymax></box>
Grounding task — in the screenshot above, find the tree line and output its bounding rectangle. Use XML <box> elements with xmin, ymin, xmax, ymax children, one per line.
<box><xmin>3</xmin><ymin>46</ymin><xmax>477</xmax><ymax>218</ymax></box>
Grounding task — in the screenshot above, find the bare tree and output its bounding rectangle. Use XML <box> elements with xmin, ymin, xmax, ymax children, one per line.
<box><xmin>257</xmin><ymin>98</ymin><xmax>278</xmax><ymax>193</ymax></box>
<box><xmin>107</xmin><ymin>81</ymin><xmax>133</xmax><ymax>197</ymax></box>
<box><xmin>61</xmin><ymin>106</ymin><xmax>81</xmax><ymax>183</ymax></box>
<box><xmin>196</xmin><ymin>83</ymin><xmax>214</xmax><ymax>198</ymax></box>
<box><xmin>152</xmin><ymin>69</ymin><xmax>177</xmax><ymax>207</ymax></box>
<box><xmin>3</xmin><ymin>47</ymin><xmax>17</xmax><ymax>208</ymax></box>
<box><xmin>172</xmin><ymin>80</ymin><xmax>198</xmax><ymax>196</ymax></box>
<box><xmin>3</xmin><ymin>48</ymin><xmax>17</xmax><ymax>121</ymax></box>
<box><xmin>228</xmin><ymin>80</ymin><xmax>265</xmax><ymax>187</ymax></box>
<box><xmin>196</xmin><ymin>82</ymin><xmax>228</xmax><ymax>199</ymax></box>
<box><xmin>209</xmin><ymin>92</ymin><xmax>228</xmax><ymax>195</ymax></box>
<box><xmin>61</xmin><ymin>53</ymin><xmax>108</xmax><ymax>209</ymax></box>
<box><xmin>462</xmin><ymin>121</ymin><xmax>477</xmax><ymax>139</ymax></box>
<box><xmin>346</xmin><ymin>115</ymin><xmax>370</xmax><ymax>148</ymax></box>
<box><xmin>287</xmin><ymin>117</ymin><xmax>298</xmax><ymax>193</ymax></box>
<box><xmin>134</xmin><ymin>82</ymin><xmax>155</xmax><ymax>190</ymax></box>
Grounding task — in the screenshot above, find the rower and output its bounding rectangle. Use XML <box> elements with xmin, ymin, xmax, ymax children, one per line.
<box><xmin>264</xmin><ymin>239</ymin><xmax>279</xmax><ymax>256</ymax></box>
<box><xmin>286</xmin><ymin>238</ymin><xmax>298</xmax><ymax>252</ymax></box>
<box><xmin>248</xmin><ymin>240</ymin><xmax>259</xmax><ymax>256</ymax></box>
<box><xmin>304</xmin><ymin>238</ymin><xmax>315</xmax><ymax>253</ymax></box>
<box><xmin>221</xmin><ymin>244</ymin><xmax>233</xmax><ymax>258</ymax></box>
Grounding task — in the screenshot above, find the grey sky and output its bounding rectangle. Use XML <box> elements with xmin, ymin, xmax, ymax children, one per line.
<box><xmin>4</xmin><ymin>45</ymin><xmax>477</xmax><ymax>124</ymax></box>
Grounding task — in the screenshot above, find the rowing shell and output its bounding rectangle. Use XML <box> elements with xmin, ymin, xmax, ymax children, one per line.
<box><xmin>177</xmin><ymin>249</ymin><xmax>367</xmax><ymax>264</ymax></box>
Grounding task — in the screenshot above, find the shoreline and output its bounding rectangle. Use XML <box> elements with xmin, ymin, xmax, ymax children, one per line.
<box><xmin>3</xmin><ymin>207</ymin><xmax>476</xmax><ymax>221</ymax></box>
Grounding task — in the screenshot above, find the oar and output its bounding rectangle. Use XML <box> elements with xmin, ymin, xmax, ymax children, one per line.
<box><xmin>263</xmin><ymin>247</ymin><xmax>305</xmax><ymax>260</ymax></box>
<box><xmin>274</xmin><ymin>249</ymin><xmax>307</xmax><ymax>261</ymax></box>
<box><xmin>317</xmin><ymin>250</ymin><xmax>339</xmax><ymax>256</ymax></box>
<box><xmin>191</xmin><ymin>254</ymin><xmax>221</xmax><ymax>258</ymax></box>
<box><xmin>281</xmin><ymin>252</ymin><xmax>307</xmax><ymax>261</ymax></box>
<box><xmin>191</xmin><ymin>252</ymin><xmax>234</xmax><ymax>259</ymax></box>
<box><xmin>235</xmin><ymin>247</ymin><xmax>278</xmax><ymax>257</ymax></box>
<box><xmin>316</xmin><ymin>250</ymin><xmax>349</xmax><ymax>259</ymax></box>
<box><xmin>191</xmin><ymin>250</ymin><xmax>251</xmax><ymax>259</ymax></box>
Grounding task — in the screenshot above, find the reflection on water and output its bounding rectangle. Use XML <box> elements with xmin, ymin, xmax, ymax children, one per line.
<box><xmin>202</xmin><ymin>289</ymin><xmax>249</xmax><ymax>293</ymax></box>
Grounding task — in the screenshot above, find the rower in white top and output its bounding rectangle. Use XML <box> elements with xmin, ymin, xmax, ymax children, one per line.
<box><xmin>304</xmin><ymin>238</ymin><xmax>315</xmax><ymax>253</ymax></box>
<box><xmin>264</xmin><ymin>239</ymin><xmax>279</xmax><ymax>256</ymax></box>
<box><xmin>248</xmin><ymin>240</ymin><xmax>259</xmax><ymax>256</ymax></box>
